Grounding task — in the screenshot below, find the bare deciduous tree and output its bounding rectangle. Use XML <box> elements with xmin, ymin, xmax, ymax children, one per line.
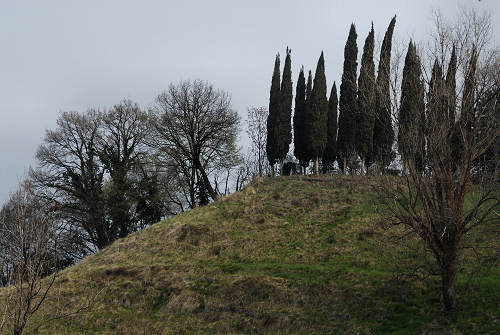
<box><xmin>381</xmin><ymin>8</ymin><xmax>499</xmax><ymax>312</ymax></box>
<box><xmin>0</xmin><ymin>182</ymin><xmax>58</xmax><ymax>335</ymax></box>
<box><xmin>32</xmin><ymin>104</ymin><xmax>161</xmax><ymax>254</ymax></box>
<box><xmin>151</xmin><ymin>80</ymin><xmax>241</xmax><ymax>202</ymax></box>
<box><xmin>246</xmin><ymin>107</ymin><xmax>270</xmax><ymax>177</ymax></box>
<box><xmin>31</xmin><ymin>110</ymin><xmax>109</xmax><ymax>252</ymax></box>
<box><xmin>97</xmin><ymin>99</ymin><xmax>151</xmax><ymax>237</ymax></box>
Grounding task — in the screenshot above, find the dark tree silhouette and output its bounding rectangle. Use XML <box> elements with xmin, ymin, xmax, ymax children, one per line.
<box><xmin>337</xmin><ymin>24</ymin><xmax>358</xmax><ymax>173</ymax></box>
<box><xmin>152</xmin><ymin>80</ymin><xmax>240</xmax><ymax>202</ymax></box>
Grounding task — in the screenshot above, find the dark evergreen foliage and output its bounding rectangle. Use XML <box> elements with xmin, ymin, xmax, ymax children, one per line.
<box><xmin>427</xmin><ymin>59</ymin><xmax>447</xmax><ymax>140</ymax></box>
<box><xmin>278</xmin><ymin>48</ymin><xmax>293</xmax><ymax>162</ymax></box>
<box><xmin>473</xmin><ymin>90</ymin><xmax>499</xmax><ymax>181</ymax></box>
<box><xmin>135</xmin><ymin>171</ymin><xmax>164</xmax><ymax>229</ymax></box>
<box><xmin>322</xmin><ymin>82</ymin><xmax>338</xmax><ymax>173</ymax></box>
<box><xmin>460</xmin><ymin>47</ymin><xmax>478</xmax><ymax>136</ymax></box>
<box><xmin>372</xmin><ymin>15</ymin><xmax>396</xmax><ymax>169</ymax></box>
<box><xmin>282</xmin><ymin>161</ymin><xmax>297</xmax><ymax>176</ymax></box>
<box><xmin>266</xmin><ymin>54</ymin><xmax>281</xmax><ymax>170</ymax></box>
<box><xmin>452</xmin><ymin>47</ymin><xmax>478</xmax><ymax>170</ymax></box>
<box><xmin>398</xmin><ymin>41</ymin><xmax>425</xmax><ymax>172</ymax></box>
<box><xmin>301</xmin><ymin>70</ymin><xmax>314</xmax><ymax>172</ymax></box>
<box><xmin>445</xmin><ymin>45</ymin><xmax>457</xmax><ymax>126</ymax></box>
<box><xmin>356</xmin><ymin>24</ymin><xmax>376</xmax><ymax>173</ymax></box>
<box><xmin>305</xmin><ymin>52</ymin><xmax>328</xmax><ymax>174</ymax></box>
<box><xmin>337</xmin><ymin>24</ymin><xmax>358</xmax><ymax>173</ymax></box>
<box><xmin>293</xmin><ymin>67</ymin><xmax>308</xmax><ymax>170</ymax></box>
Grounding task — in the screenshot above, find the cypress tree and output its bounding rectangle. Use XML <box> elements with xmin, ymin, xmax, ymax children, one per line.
<box><xmin>266</xmin><ymin>54</ymin><xmax>281</xmax><ymax>175</ymax></box>
<box><xmin>444</xmin><ymin>46</ymin><xmax>458</xmax><ymax>172</ymax></box>
<box><xmin>453</xmin><ymin>48</ymin><xmax>477</xmax><ymax>170</ymax></box>
<box><xmin>398</xmin><ymin>41</ymin><xmax>425</xmax><ymax>173</ymax></box>
<box><xmin>306</xmin><ymin>71</ymin><xmax>313</xmax><ymax>105</ymax></box>
<box><xmin>293</xmin><ymin>67</ymin><xmax>307</xmax><ymax>173</ymax></box>
<box><xmin>322</xmin><ymin>82</ymin><xmax>338</xmax><ymax>173</ymax></box>
<box><xmin>445</xmin><ymin>45</ymin><xmax>457</xmax><ymax>126</ymax></box>
<box><xmin>337</xmin><ymin>23</ymin><xmax>358</xmax><ymax>174</ymax></box>
<box><xmin>460</xmin><ymin>47</ymin><xmax>478</xmax><ymax>139</ymax></box>
<box><xmin>277</xmin><ymin>47</ymin><xmax>293</xmax><ymax>172</ymax></box>
<box><xmin>372</xmin><ymin>15</ymin><xmax>396</xmax><ymax>170</ymax></box>
<box><xmin>305</xmin><ymin>52</ymin><xmax>328</xmax><ymax>175</ymax></box>
<box><xmin>303</xmin><ymin>70</ymin><xmax>313</xmax><ymax>173</ymax></box>
<box><xmin>427</xmin><ymin>58</ymin><xmax>453</xmax><ymax>173</ymax></box>
<box><xmin>473</xmin><ymin>89</ymin><xmax>498</xmax><ymax>180</ymax></box>
<box><xmin>416</xmin><ymin>55</ymin><xmax>426</xmax><ymax>173</ymax></box>
<box><xmin>356</xmin><ymin>24</ymin><xmax>376</xmax><ymax>175</ymax></box>
<box><xmin>427</xmin><ymin>59</ymin><xmax>446</xmax><ymax>134</ymax></box>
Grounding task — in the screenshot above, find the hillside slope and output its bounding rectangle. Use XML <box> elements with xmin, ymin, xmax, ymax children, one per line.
<box><xmin>2</xmin><ymin>176</ymin><xmax>499</xmax><ymax>334</ymax></box>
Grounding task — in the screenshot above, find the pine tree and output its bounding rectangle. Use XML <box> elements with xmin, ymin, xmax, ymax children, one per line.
<box><xmin>372</xmin><ymin>15</ymin><xmax>396</xmax><ymax>170</ymax></box>
<box><xmin>337</xmin><ymin>23</ymin><xmax>358</xmax><ymax>174</ymax></box>
<box><xmin>293</xmin><ymin>67</ymin><xmax>307</xmax><ymax>173</ymax></box>
<box><xmin>305</xmin><ymin>52</ymin><xmax>328</xmax><ymax>175</ymax></box>
<box><xmin>266</xmin><ymin>54</ymin><xmax>281</xmax><ymax>175</ymax></box>
<box><xmin>278</xmin><ymin>47</ymin><xmax>293</xmax><ymax>172</ymax></box>
<box><xmin>322</xmin><ymin>82</ymin><xmax>338</xmax><ymax>173</ymax></box>
<box><xmin>356</xmin><ymin>24</ymin><xmax>376</xmax><ymax>175</ymax></box>
<box><xmin>398</xmin><ymin>41</ymin><xmax>425</xmax><ymax>173</ymax></box>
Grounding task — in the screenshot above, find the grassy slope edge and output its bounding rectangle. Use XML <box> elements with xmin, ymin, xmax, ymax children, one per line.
<box><xmin>1</xmin><ymin>176</ymin><xmax>498</xmax><ymax>334</ymax></box>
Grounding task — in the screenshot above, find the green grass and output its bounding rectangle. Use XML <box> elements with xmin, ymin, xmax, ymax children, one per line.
<box><xmin>1</xmin><ymin>175</ymin><xmax>498</xmax><ymax>334</ymax></box>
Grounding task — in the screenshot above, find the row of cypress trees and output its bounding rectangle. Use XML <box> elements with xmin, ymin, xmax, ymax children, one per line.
<box><xmin>267</xmin><ymin>17</ymin><xmax>397</xmax><ymax>175</ymax></box>
<box><xmin>266</xmin><ymin>48</ymin><xmax>293</xmax><ymax>175</ymax></box>
<box><xmin>397</xmin><ymin>40</ymin><xmax>487</xmax><ymax>177</ymax></box>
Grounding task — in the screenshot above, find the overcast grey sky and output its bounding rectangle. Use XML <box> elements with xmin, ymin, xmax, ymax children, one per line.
<box><xmin>0</xmin><ymin>0</ymin><xmax>498</xmax><ymax>203</ymax></box>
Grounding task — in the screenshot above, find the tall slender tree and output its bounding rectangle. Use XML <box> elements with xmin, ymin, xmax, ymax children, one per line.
<box><xmin>398</xmin><ymin>41</ymin><xmax>425</xmax><ymax>173</ymax></box>
<box><xmin>460</xmin><ymin>47</ymin><xmax>477</xmax><ymax>137</ymax></box>
<box><xmin>445</xmin><ymin>45</ymin><xmax>457</xmax><ymax>127</ymax></box>
<box><xmin>427</xmin><ymin>59</ymin><xmax>446</xmax><ymax>144</ymax></box>
<box><xmin>451</xmin><ymin>47</ymin><xmax>477</xmax><ymax>169</ymax></box>
<box><xmin>372</xmin><ymin>15</ymin><xmax>396</xmax><ymax>170</ymax></box>
<box><xmin>278</xmin><ymin>48</ymin><xmax>293</xmax><ymax>172</ymax></box>
<box><xmin>337</xmin><ymin>24</ymin><xmax>358</xmax><ymax>174</ymax></box>
<box><xmin>266</xmin><ymin>54</ymin><xmax>281</xmax><ymax>175</ymax></box>
<box><xmin>302</xmin><ymin>70</ymin><xmax>314</xmax><ymax>173</ymax></box>
<box><xmin>356</xmin><ymin>24</ymin><xmax>376</xmax><ymax>175</ymax></box>
<box><xmin>460</xmin><ymin>46</ymin><xmax>478</xmax><ymax>152</ymax></box>
<box><xmin>305</xmin><ymin>52</ymin><xmax>328</xmax><ymax>175</ymax></box>
<box><xmin>322</xmin><ymin>82</ymin><xmax>338</xmax><ymax>173</ymax></box>
<box><xmin>293</xmin><ymin>67</ymin><xmax>308</xmax><ymax>173</ymax></box>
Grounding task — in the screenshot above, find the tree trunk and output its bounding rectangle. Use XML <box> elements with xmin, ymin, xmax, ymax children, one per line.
<box><xmin>190</xmin><ymin>166</ymin><xmax>196</xmax><ymax>208</ymax></box>
<box><xmin>343</xmin><ymin>157</ymin><xmax>347</xmax><ymax>175</ymax></box>
<box><xmin>441</xmin><ymin>262</ymin><xmax>457</xmax><ymax>311</ymax></box>
<box><xmin>193</xmin><ymin>157</ymin><xmax>218</xmax><ymax>201</ymax></box>
<box><xmin>279</xmin><ymin>160</ymin><xmax>284</xmax><ymax>176</ymax></box>
<box><xmin>314</xmin><ymin>158</ymin><xmax>319</xmax><ymax>175</ymax></box>
<box><xmin>199</xmin><ymin>168</ymin><xmax>218</xmax><ymax>201</ymax></box>
<box><xmin>361</xmin><ymin>157</ymin><xmax>366</xmax><ymax>176</ymax></box>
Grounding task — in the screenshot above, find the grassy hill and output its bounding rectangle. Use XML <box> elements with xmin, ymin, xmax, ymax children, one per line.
<box><xmin>2</xmin><ymin>176</ymin><xmax>499</xmax><ymax>334</ymax></box>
